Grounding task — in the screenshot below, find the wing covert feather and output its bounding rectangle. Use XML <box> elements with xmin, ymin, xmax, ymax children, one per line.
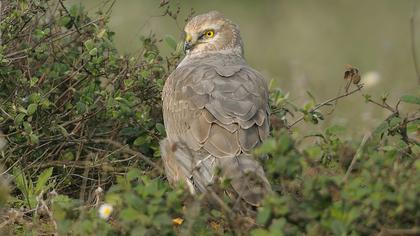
<box><xmin>162</xmin><ymin>55</ymin><xmax>270</xmax><ymax>159</ymax></box>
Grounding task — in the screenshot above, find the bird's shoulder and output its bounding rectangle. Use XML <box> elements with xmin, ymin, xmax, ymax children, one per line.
<box><xmin>162</xmin><ymin>53</ymin><xmax>270</xmax><ymax>158</ymax></box>
<box><xmin>163</xmin><ymin>53</ymin><xmax>268</xmax><ymax>102</ymax></box>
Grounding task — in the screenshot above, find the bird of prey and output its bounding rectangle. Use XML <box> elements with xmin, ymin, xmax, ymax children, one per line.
<box><xmin>161</xmin><ymin>11</ymin><xmax>271</xmax><ymax>209</ymax></box>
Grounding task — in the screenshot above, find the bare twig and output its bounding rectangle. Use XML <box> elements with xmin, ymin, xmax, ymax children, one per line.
<box><xmin>0</xmin><ymin>209</ymin><xmax>24</xmax><ymax>230</ymax></box>
<box><xmin>407</xmin><ymin>116</ymin><xmax>420</xmax><ymax>123</ymax></box>
<box><xmin>58</xmin><ymin>0</ymin><xmax>81</xmax><ymax>34</ymax></box>
<box><xmin>90</xmin><ymin>139</ymin><xmax>164</xmax><ymax>174</ymax></box>
<box><xmin>79</xmin><ymin>155</ymin><xmax>92</xmax><ymax>202</ymax></box>
<box><xmin>342</xmin><ymin>133</ymin><xmax>370</xmax><ymax>183</ymax></box>
<box><xmin>288</xmin><ymin>84</ymin><xmax>364</xmax><ymax>128</ymax></box>
<box><xmin>366</xmin><ymin>98</ymin><xmax>397</xmax><ymax>113</ymax></box>
<box><xmin>4</xmin><ymin>17</ymin><xmax>103</xmax><ymax>60</ymax></box>
<box><xmin>35</xmin><ymin>190</ymin><xmax>58</xmax><ymax>236</ymax></box>
<box><xmin>378</xmin><ymin>227</ymin><xmax>420</xmax><ymax>236</ymax></box>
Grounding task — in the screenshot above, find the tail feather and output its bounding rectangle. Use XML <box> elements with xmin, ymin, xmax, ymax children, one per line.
<box><xmin>160</xmin><ymin>138</ymin><xmax>271</xmax><ymax>207</ymax></box>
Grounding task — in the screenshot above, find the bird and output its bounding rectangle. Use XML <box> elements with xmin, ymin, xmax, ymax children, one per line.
<box><xmin>160</xmin><ymin>11</ymin><xmax>271</xmax><ymax>211</ymax></box>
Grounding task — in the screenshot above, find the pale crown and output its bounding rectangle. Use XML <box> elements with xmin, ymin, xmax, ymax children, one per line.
<box><xmin>183</xmin><ymin>11</ymin><xmax>243</xmax><ymax>57</ymax></box>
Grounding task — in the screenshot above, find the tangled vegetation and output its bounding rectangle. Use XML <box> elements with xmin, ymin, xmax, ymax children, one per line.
<box><xmin>0</xmin><ymin>1</ymin><xmax>419</xmax><ymax>235</ymax></box>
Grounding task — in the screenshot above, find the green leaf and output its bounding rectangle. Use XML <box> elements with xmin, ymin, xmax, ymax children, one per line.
<box><xmin>35</xmin><ymin>167</ymin><xmax>53</xmax><ymax>194</ymax></box>
<box><xmin>155</xmin><ymin>123</ymin><xmax>166</xmax><ymax>136</ymax></box>
<box><xmin>330</xmin><ymin>220</ymin><xmax>347</xmax><ymax>236</ymax></box>
<box><xmin>381</xmin><ymin>146</ymin><xmax>397</xmax><ymax>152</ymax></box>
<box><xmin>326</xmin><ymin>125</ymin><xmax>345</xmax><ymax>136</ymax></box>
<box><xmin>407</xmin><ymin>120</ymin><xmax>420</xmax><ymax>133</ymax></box>
<box><xmin>400</xmin><ymin>94</ymin><xmax>420</xmax><ymax>105</ymax></box>
<box><xmin>120</xmin><ymin>208</ymin><xmax>139</xmax><ymax>222</ymax></box>
<box><xmin>306</xmin><ymin>91</ymin><xmax>317</xmax><ymax>103</ymax></box>
<box><xmin>27</xmin><ymin>103</ymin><xmax>38</xmax><ymax>116</ymax></box>
<box><xmin>381</xmin><ymin>92</ymin><xmax>390</xmax><ymax>102</ymax></box>
<box><xmin>363</xmin><ymin>94</ymin><xmax>372</xmax><ymax>103</ymax></box>
<box><xmin>69</xmin><ymin>5</ymin><xmax>81</xmax><ymax>18</ymax></box>
<box><xmin>124</xmin><ymin>79</ymin><xmax>134</xmax><ymax>87</ymax></box>
<box><xmin>210</xmin><ymin>209</ymin><xmax>222</xmax><ymax>217</ymax></box>
<box><xmin>415</xmin><ymin>159</ymin><xmax>420</xmax><ymax>170</ymax></box>
<box><xmin>126</xmin><ymin>168</ymin><xmax>141</xmax><ymax>181</ymax></box>
<box><xmin>372</xmin><ymin>120</ymin><xmax>389</xmax><ymax>139</ymax></box>
<box><xmin>388</xmin><ymin>117</ymin><xmax>402</xmax><ymax>129</ymax></box>
<box><xmin>14</xmin><ymin>113</ymin><xmax>26</xmax><ymax>125</ymax></box>
<box><xmin>33</xmin><ymin>29</ymin><xmax>45</xmax><ymax>39</ymax></box>
<box><xmin>303</xmin><ymin>101</ymin><xmax>315</xmax><ymax>111</ymax></box>
<box><xmin>18</xmin><ymin>106</ymin><xmax>27</xmax><ymax>114</ymax></box>
<box><xmin>251</xmin><ymin>229</ymin><xmax>271</xmax><ymax>236</ymax></box>
<box><xmin>256</xmin><ymin>207</ymin><xmax>271</xmax><ymax>225</ymax></box>
<box><xmin>84</xmin><ymin>39</ymin><xmax>94</xmax><ymax>50</ymax></box>
<box><xmin>59</xmin><ymin>16</ymin><xmax>71</xmax><ymax>27</ymax></box>
<box><xmin>29</xmin><ymin>133</ymin><xmax>39</xmax><ymax>145</ymax></box>
<box><xmin>62</xmin><ymin>151</ymin><xmax>74</xmax><ymax>161</ymax></box>
<box><xmin>23</xmin><ymin>122</ymin><xmax>32</xmax><ymax>133</ymax></box>
<box><xmin>30</xmin><ymin>77</ymin><xmax>39</xmax><ymax>87</ymax></box>
<box><xmin>89</xmin><ymin>48</ymin><xmax>97</xmax><ymax>56</ymax></box>
<box><xmin>133</xmin><ymin>136</ymin><xmax>147</xmax><ymax>146</ymax></box>
<box><xmin>277</xmin><ymin>133</ymin><xmax>293</xmax><ymax>154</ymax></box>
<box><xmin>164</xmin><ymin>35</ymin><xmax>177</xmax><ymax>50</ymax></box>
<box><xmin>97</xmin><ymin>29</ymin><xmax>107</xmax><ymax>38</ymax></box>
<box><xmin>13</xmin><ymin>167</ymin><xmax>28</xmax><ymax>197</ymax></box>
<box><xmin>254</xmin><ymin>138</ymin><xmax>276</xmax><ymax>155</ymax></box>
<box><xmin>28</xmin><ymin>93</ymin><xmax>41</xmax><ymax>103</ymax></box>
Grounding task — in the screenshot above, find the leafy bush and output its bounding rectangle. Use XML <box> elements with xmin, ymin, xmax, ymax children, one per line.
<box><xmin>1</xmin><ymin>0</ymin><xmax>174</xmax><ymax>196</ymax></box>
<box><xmin>0</xmin><ymin>1</ymin><xmax>419</xmax><ymax>235</ymax></box>
<box><xmin>253</xmin><ymin>130</ymin><xmax>419</xmax><ymax>235</ymax></box>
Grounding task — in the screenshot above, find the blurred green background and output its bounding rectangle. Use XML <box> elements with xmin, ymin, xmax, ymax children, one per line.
<box><xmin>72</xmin><ymin>0</ymin><xmax>420</xmax><ymax>136</ymax></box>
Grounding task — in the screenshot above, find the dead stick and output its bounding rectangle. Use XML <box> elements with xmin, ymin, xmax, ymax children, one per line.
<box><xmin>342</xmin><ymin>133</ymin><xmax>370</xmax><ymax>183</ymax></box>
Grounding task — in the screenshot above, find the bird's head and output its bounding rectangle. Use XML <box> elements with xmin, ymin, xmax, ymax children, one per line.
<box><xmin>183</xmin><ymin>11</ymin><xmax>243</xmax><ymax>56</ymax></box>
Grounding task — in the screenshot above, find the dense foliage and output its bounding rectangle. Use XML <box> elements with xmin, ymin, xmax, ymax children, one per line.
<box><xmin>0</xmin><ymin>1</ymin><xmax>419</xmax><ymax>235</ymax></box>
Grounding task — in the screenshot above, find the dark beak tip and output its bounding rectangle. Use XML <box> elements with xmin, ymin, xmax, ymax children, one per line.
<box><xmin>183</xmin><ymin>42</ymin><xmax>192</xmax><ymax>52</ymax></box>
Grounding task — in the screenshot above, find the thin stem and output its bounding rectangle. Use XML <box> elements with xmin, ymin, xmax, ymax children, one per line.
<box><xmin>367</xmin><ymin>99</ymin><xmax>396</xmax><ymax>113</ymax></box>
<box><xmin>288</xmin><ymin>84</ymin><xmax>363</xmax><ymax>128</ymax></box>
<box><xmin>342</xmin><ymin>133</ymin><xmax>370</xmax><ymax>183</ymax></box>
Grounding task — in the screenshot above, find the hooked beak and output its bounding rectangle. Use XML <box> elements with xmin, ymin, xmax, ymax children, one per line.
<box><xmin>184</xmin><ymin>34</ymin><xmax>193</xmax><ymax>53</ymax></box>
<box><xmin>183</xmin><ymin>41</ymin><xmax>192</xmax><ymax>53</ymax></box>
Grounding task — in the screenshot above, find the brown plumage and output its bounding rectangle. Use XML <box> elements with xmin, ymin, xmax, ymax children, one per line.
<box><xmin>161</xmin><ymin>11</ymin><xmax>271</xmax><ymax>209</ymax></box>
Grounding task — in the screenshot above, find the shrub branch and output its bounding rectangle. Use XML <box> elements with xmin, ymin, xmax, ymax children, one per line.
<box><xmin>288</xmin><ymin>84</ymin><xmax>364</xmax><ymax>128</ymax></box>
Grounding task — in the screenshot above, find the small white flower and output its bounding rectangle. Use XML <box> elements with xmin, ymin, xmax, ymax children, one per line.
<box><xmin>94</xmin><ymin>187</ymin><xmax>104</xmax><ymax>195</ymax></box>
<box><xmin>98</xmin><ymin>203</ymin><xmax>113</xmax><ymax>219</ymax></box>
<box><xmin>362</xmin><ymin>71</ymin><xmax>381</xmax><ymax>88</ymax></box>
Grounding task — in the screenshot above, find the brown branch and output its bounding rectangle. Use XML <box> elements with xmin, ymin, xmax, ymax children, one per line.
<box><xmin>38</xmin><ymin>160</ymin><xmax>103</xmax><ymax>169</ymax></box>
<box><xmin>342</xmin><ymin>133</ymin><xmax>370</xmax><ymax>183</ymax></box>
<box><xmin>58</xmin><ymin>0</ymin><xmax>81</xmax><ymax>34</ymax></box>
<box><xmin>378</xmin><ymin>227</ymin><xmax>420</xmax><ymax>236</ymax></box>
<box><xmin>366</xmin><ymin>98</ymin><xmax>396</xmax><ymax>113</ymax></box>
<box><xmin>4</xmin><ymin>17</ymin><xmax>103</xmax><ymax>60</ymax></box>
<box><xmin>288</xmin><ymin>84</ymin><xmax>363</xmax><ymax>128</ymax></box>
<box><xmin>90</xmin><ymin>139</ymin><xmax>164</xmax><ymax>174</ymax></box>
<box><xmin>407</xmin><ymin>116</ymin><xmax>420</xmax><ymax>123</ymax></box>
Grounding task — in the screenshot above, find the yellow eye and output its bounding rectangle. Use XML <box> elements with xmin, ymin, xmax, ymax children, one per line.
<box><xmin>205</xmin><ymin>30</ymin><xmax>214</xmax><ymax>38</ymax></box>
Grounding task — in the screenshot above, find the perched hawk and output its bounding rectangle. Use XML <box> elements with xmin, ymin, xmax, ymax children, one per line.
<box><xmin>161</xmin><ymin>11</ymin><xmax>271</xmax><ymax>208</ymax></box>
